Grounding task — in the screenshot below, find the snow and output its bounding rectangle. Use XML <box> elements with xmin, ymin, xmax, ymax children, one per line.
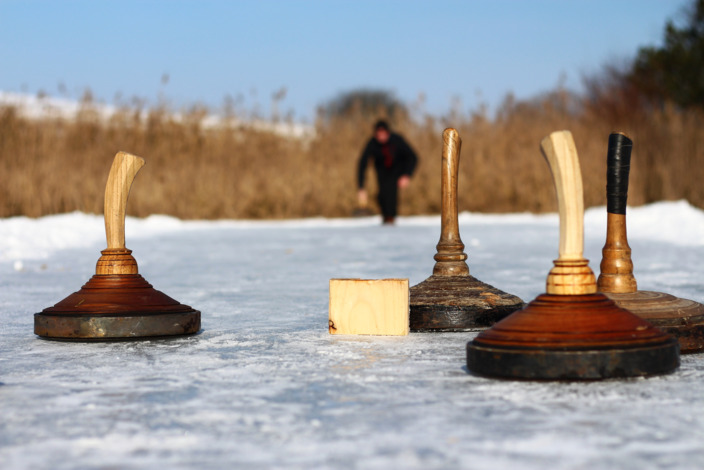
<box><xmin>1</xmin><ymin>201</ymin><xmax>704</xmax><ymax>469</ymax></box>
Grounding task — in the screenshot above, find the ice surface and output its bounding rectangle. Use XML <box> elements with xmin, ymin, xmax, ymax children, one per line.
<box><xmin>1</xmin><ymin>202</ymin><xmax>704</xmax><ymax>469</ymax></box>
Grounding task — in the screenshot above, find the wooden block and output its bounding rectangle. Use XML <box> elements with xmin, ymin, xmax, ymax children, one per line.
<box><xmin>329</xmin><ymin>279</ymin><xmax>409</xmax><ymax>335</ymax></box>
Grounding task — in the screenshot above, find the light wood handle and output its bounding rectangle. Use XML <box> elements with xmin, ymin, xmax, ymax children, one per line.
<box><xmin>540</xmin><ymin>131</ymin><xmax>596</xmax><ymax>295</ymax></box>
<box><xmin>540</xmin><ymin>131</ymin><xmax>584</xmax><ymax>261</ymax></box>
<box><xmin>104</xmin><ymin>151</ymin><xmax>145</xmax><ymax>249</ymax></box>
<box><xmin>433</xmin><ymin>128</ymin><xmax>469</xmax><ymax>276</ymax></box>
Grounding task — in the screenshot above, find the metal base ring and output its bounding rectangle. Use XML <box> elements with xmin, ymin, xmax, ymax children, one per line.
<box><xmin>34</xmin><ymin>310</ymin><xmax>201</xmax><ymax>340</ymax></box>
<box><xmin>466</xmin><ymin>338</ymin><xmax>680</xmax><ymax>380</ymax></box>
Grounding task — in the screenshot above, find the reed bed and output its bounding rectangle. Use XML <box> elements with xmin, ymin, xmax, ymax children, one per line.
<box><xmin>1</xmin><ymin>91</ymin><xmax>703</xmax><ymax>219</ymax></box>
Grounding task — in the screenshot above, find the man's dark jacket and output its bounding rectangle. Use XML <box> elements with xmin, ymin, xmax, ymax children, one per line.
<box><xmin>357</xmin><ymin>133</ymin><xmax>418</xmax><ymax>189</ymax></box>
<box><xmin>357</xmin><ymin>132</ymin><xmax>418</xmax><ymax>218</ymax></box>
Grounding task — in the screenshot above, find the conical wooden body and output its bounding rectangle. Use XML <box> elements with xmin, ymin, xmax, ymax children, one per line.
<box><xmin>35</xmin><ymin>273</ymin><xmax>200</xmax><ymax>339</ymax></box>
<box><xmin>410</xmin><ymin>274</ymin><xmax>524</xmax><ymax>331</ymax></box>
<box><xmin>467</xmin><ymin>293</ymin><xmax>679</xmax><ymax>379</ymax></box>
<box><xmin>603</xmin><ymin>291</ymin><xmax>704</xmax><ymax>353</ymax></box>
<box><xmin>410</xmin><ymin>128</ymin><xmax>523</xmax><ymax>331</ymax></box>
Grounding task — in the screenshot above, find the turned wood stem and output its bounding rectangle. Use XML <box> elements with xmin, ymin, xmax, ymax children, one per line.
<box><xmin>96</xmin><ymin>151</ymin><xmax>145</xmax><ymax>275</ymax></box>
<box><xmin>433</xmin><ymin>128</ymin><xmax>469</xmax><ymax>276</ymax></box>
<box><xmin>598</xmin><ymin>213</ymin><xmax>636</xmax><ymax>292</ymax></box>
<box><xmin>597</xmin><ymin>132</ymin><xmax>637</xmax><ymax>293</ymax></box>
<box><xmin>540</xmin><ymin>130</ymin><xmax>596</xmax><ymax>295</ymax></box>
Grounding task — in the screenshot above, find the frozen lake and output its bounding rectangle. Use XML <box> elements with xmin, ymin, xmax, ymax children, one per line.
<box><xmin>2</xmin><ymin>202</ymin><xmax>704</xmax><ymax>469</ymax></box>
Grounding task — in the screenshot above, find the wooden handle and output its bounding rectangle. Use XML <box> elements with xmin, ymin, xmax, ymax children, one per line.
<box><xmin>540</xmin><ymin>131</ymin><xmax>596</xmax><ymax>295</ymax></box>
<box><xmin>104</xmin><ymin>151</ymin><xmax>145</xmax><ymax>249</ymax></box>
<box><xmin>93</xmin><ymin>151</ymin><xmax>145</xmax><ymax>275</ymax></box>
<box><xmin>540</xmin><ymin>131</ymin><xmax>585</xmax><ymax>261</ymax></box>
<box><xmin>597</xmin><ymin>132</ymin><xmax>637</xmax><ymax>293</ymax></box>
<box><xmin>432</xmin><ymin>128</ymin><xmax>469</xmax><ymax>276</ymax></box>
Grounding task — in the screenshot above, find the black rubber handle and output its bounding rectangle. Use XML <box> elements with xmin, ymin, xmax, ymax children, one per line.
<box><xmin>606</xmin><ymin>132</ymin><xmax>633</xmax><ymax>214</ymax></box>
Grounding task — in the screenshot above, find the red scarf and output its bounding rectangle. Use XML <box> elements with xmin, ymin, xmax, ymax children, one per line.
<box><xmin>382</xmin><ymin>144</ymin><xmax>393</xmax><ymax>168</ymax></box>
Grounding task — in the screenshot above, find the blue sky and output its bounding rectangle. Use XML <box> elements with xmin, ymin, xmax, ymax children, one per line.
<box><xmin>0</xmin><ymin>0</ymin><xmax>690</xmax><ymax>121</ymax></box>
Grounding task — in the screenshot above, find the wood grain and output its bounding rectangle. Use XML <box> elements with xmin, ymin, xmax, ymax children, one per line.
<box><xmin>410</xmin><ymin>275</ymin><xmax>522</xmax><ymax>331</ymax></box>
<box><xmin>329</xmin><ymin>279</ymin><xmax>409</xmax><ymax>335</ymax></box>
<box><xmin>433</xmin><ymin>128</ymin><xmax>469</xmax><ymax>276</ymax></box>
<box><xmin>466</xmin><ymin>289</ymin><xmax>679</xmax><ymax>379</ymax></box>
<box><xmin>597</xmin><ymin>213</ymin><xmax>637</xmax><ymax>293</ymax></box>
<box><xmin>104</xmin><ymin>151</ymin><xmax>145</xmax><ymax>250</ymax></box>
<box><xmin>540</xmin><ymin>131</ymin><xmax>597</xmax><ymax>295</ymax></box>
<box><xmin>96</xmin><ymin>152</ymin><xmax>145</xmax><ymax>275</ymax></box>
<box><xmin>35</xmin><ymin>274</ymin><xmax>201</xmax><ymax>339</ymax></box>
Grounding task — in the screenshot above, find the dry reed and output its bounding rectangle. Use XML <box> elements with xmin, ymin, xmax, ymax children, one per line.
<box><xmin>1</xmin><ymin>91</ymin><xmax>703</xmax><ymax>220</ymax></box>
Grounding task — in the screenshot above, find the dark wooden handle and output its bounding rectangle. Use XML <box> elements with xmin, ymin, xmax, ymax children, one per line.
<box><xmin>439</xmin><ymin>128</ymin><xmax>461</xmax><ymax>244</ymax></box>
<box><xmin>606</xmin><ymin>132</ymin><xmax>632</xmax><ymax>215</ymax></box>
<box><xmin>432</xmin><ymin>128</ymin><xmax>469</xmax><ymax>276</ymax></box>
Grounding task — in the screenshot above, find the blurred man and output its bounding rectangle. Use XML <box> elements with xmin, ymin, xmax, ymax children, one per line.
<box><xmin>357</xmin><ymin>120</ymin><xmax>418</xmax><ymax>224</ymax></box>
